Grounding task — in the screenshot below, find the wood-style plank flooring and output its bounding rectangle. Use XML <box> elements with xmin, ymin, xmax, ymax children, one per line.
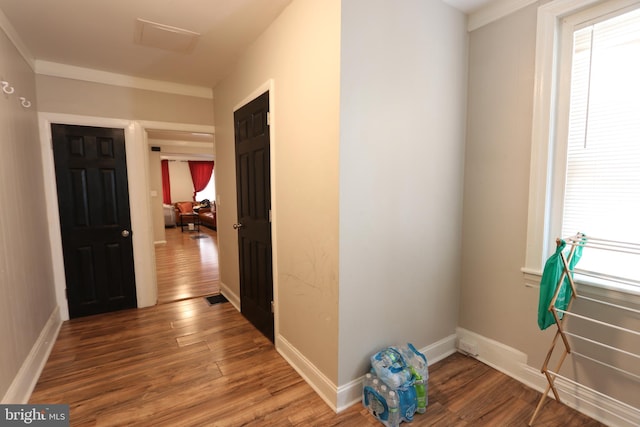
<box><xmin>30</xmin><ymin>298</ymin><xmax>604</xmax><ymax>426</ymax></box>
<box><xmin>155</xmin><ymin>225</ymin><xmax>220</xmax><ymax>304</ymax></box>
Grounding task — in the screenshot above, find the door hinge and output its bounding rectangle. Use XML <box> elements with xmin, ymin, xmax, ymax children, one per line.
<box><xmin>269</xmin><ymin>209</ymin><xmax>272</xmax><ymax>223</ymax></box>
<box><xmin>271</xmin><ymin>301</ymin><xmax>274</xmax><ymax>313</ymax></box>
<box><xmin>65</xmin><ymin>288</ymin><xmax>68</xmax><ymax>300</ymax></box>
<box><xmin>266</xmin><ymin>112</ymin><xmax>270</xmax><ymax>126</ymax></box>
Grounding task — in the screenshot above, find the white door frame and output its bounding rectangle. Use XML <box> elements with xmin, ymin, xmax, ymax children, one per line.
<box><xmin>232</xmin><ymin>79</ymin><xmax>279</xmax><ymax>341</ymax></box>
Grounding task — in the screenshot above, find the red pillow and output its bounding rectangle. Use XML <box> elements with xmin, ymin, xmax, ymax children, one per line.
<box><xmin>177</xmin><ymin>202</ymin><xmax>193</xmax><ymax>213</ymax></box>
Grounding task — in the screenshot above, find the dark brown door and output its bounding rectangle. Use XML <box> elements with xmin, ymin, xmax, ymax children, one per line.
<box><xmin>234</xmin><ymin>91</ymin><xmax>274</xmax><ymax>342</ymax></box>
<box><xmin>52</xmin><ymin>124</ymin><xmax>137</xmax><ymax>318</ymax></box>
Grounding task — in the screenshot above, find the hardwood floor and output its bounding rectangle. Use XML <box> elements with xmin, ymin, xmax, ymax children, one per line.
<box><xmin>155</xmin><ymin>225</ymin><xmax>220</xmax><ymax>304</ymax></box>
<box><xmin>30</xmin><ymin>298</ymin><xmax>604</xmax><ymax>426</ymax></box>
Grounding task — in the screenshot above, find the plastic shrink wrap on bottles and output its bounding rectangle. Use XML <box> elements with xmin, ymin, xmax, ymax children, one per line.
<box><xmin>398</xmin><ymin>343</ymin><xmax>428</xmax><ymax>413</ymax></box>
<box><xmin>370</xmin><ymin>347</ymin><xmax>412</xmax><ymax>390</ymax></box>
<box><xmin>387</xmin><ymin>390</ymin><xmax>400</xmax><ymax>427</ymax></box>
<box><xmin>367</xmin><ymin>343</ymin><xmax>429</xmax><ymax>424</ymax></box>
<box><xmin>363</xmin><ymin>378</ymin><xmax>392</xmax><ymax>427</ymax></box>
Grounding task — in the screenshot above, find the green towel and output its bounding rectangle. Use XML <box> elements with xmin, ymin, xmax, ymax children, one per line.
<box><xmin>537</xmin><ymin>239</ymin><xmax>583</xmax><ymax>330</ymax></box>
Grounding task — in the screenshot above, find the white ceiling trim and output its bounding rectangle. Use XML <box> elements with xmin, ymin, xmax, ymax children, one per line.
<box><xmin>148</xmin><ymin>139</ymin><xmax>213</xmax><ymax>149</ymax></box>
<box><xmin>139</xmin><ymin>120</ymin><xmax>215</xmax><ymax>134</ymax></box>
<box><xmin>468</xmin><ymin>0</ymin><xmax>538</xmax><ymax>31</ymax></box>
<box><xmin>161</xmin><ymin>154</ymin><xmax>214</xmax><ymax>161</ymax></box>
<box><xmin>35</xmin><ymin>60</ymin><xmax>213</xmax><ymax>99</ymax></box>
<box><xmin>0</xmin><ymin>7</ymin><xmax>34</xmax><ymax>71</ymax></box>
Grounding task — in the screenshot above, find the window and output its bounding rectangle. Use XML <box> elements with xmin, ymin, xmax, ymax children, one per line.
<box><xmin>561</xmin><ymin>6</ymin><xmax>640</xmax><ymax>282</ymax></box>
<box><xmin>524</xmin><ymin>0</ymin><xmax>640</xmax><ymax>293</ymax></box>
<box><xmin>196</xmin><ymin>173</ymin><xmax>216</xmax><ymax>204</ymax></box>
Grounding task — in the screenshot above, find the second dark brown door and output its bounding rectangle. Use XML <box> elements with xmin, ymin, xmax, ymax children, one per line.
<box><xmin>234</xmin><ymin>91</ymin><xmax>274</xmax><ymax>342</ymax></box>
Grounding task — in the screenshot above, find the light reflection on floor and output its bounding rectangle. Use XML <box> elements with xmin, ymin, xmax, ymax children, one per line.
<box><xmin>155</xmin><ymin>226</ymin><xmax>220</xmax><ymax>304</ymax></box>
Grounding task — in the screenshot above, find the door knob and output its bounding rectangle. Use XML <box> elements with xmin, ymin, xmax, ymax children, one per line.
<box><xmin>121</xmin><ymin>229</ymin><xmax>130</xmax><ymax>237</ymax></box>
<box><xmin>232</xmin><ymin>223</ymin><xmax>244</xmax><ymax>229</ymax></box>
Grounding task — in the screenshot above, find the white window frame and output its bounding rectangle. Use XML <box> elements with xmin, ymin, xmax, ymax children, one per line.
<box><xmin>522</xmin><ymin>0</ymin><xmax>640</xmax><ymax>301</ymax></box>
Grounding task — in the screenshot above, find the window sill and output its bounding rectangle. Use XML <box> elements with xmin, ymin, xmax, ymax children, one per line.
<box><xmin>521</xmin><ymin>267</ymin><xmax>640</xmax><ymax>307</ymax></box>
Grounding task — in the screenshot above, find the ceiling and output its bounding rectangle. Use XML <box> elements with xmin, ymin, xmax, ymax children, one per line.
<box><xmin>0</xmin><ymin>0</ymin><xmax>493</xmax><ymax>158</ymax></box>
<box><xmin>443</xmin><ymin>0</ymin><xmax>495</xmax><ymax>14</ymax></box>
<box><xmin>147</xmin><ymin>129</ymin><xmax>213</xmax><ymax>144</ymax></box>
<box><xmin>147</xmin><ymin>129</ymin><xmax>215</xmax><ymax>161</ymax></box>
<box><xmin>0</xmin><ymin>0</ymin><xmax>494</xmax><ymax>90</ymax></box>
<box><xmin>0</xmin><ymin>0</ymin><xmax>293</xmax><ymax>88</ymax></box>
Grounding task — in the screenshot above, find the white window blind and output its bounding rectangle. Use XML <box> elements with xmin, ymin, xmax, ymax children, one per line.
<box><xmin>561</xmin><ymin>7</ymin><xmax>640</xmax><ymax>283</ymax></box>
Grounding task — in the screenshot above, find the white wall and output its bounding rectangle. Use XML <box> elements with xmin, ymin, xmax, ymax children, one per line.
<box><xmin>36</xmin><ymin>75</ymin><xmax>214</xmax><ymax>125</ymax></box>
<box><xmin>34</xmin><ymin>72</ymin><xmax>215</xmax><ymax>322</ymax></box>
<box><xmin>338</xmin><ymin>0</ymin><xmax>468</xmax><ymax>384</ymax></box>
<box><xmin>148</xmin><ymin>150</ymin><xmax>165</xmax><ymax>242</ymax></box>
<box><xmin>168</xmin><ymin>161</ymin><xmax>195</xmax><ymax>202</ymax></box>
<box><xmin>461</xmin><ymin>3</ymin><xmax>538</xmax><ymax>355</ymax></box>
<box><xmin>0</xmin><ymin>26</ymin><xmax>58</xmax><ymax>401</ymax></box>
<box><xmin>213</xmin><ymin>0</ymin><xmax>341</xmax><ymax>387</ymax></box>
<box><xmin>214</xmin><ymin>0</ymin><xmax>467</xmax><ymax>408</ymax></box>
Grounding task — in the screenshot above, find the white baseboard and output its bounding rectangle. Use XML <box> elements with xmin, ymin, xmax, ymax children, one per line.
<box><xmin>154</xmin><ymin>240</ymin><xmax>167</xmax><ymax>245</ymax></box>
<box><xmin>2</xmin><ymin>306</ymin><xmax>62</xmax><ymax>404</ymax></box>
<box><xmin>219</xmin><ymin>281</ymin><xmax>240</xmax><ymax>312</ymax></box>
<box><xmin>276</xmin><ymin>335</ymin><xmax>339</xmax><ymax>412</ymax></box>
<box><xmin>520</xmin><ymin>365</ymin><xmax>640</xmax><ymax>427</ymax></box>
<box><xmin>456</xmin><ymin>327</ymin><xmax>528</xmax><ymax>377</ymax></box>
<box><xmin>276</xmin><ymin>333</ymin><xmax>458</xmax><ymax>414</ymax></box>
<box><xmin>335</xmin><ymin>376</ymin><xmax>361</xmax><ymax>413</ymax></box>
<box><xmin>422</xmin><ymin>333</ymin><xmax>459</xmax><ymax>366</ymax></box>
<box><xmin>456</xmin><ymin>327</ymin><xmax>640</xmax><ymax>427</ymax></box>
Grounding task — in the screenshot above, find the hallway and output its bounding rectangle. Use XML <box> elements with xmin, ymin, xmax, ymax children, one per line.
<box><xmin>155</xmin><ymin>226</ymin><xmax>220</xmax><ymax>304</ymax></box>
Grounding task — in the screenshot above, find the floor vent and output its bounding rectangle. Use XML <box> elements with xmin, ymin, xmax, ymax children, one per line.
<box><xmin>205</xmin><ymin>294</ymin><xmax>228</xmax><ymax>306</ymax></box>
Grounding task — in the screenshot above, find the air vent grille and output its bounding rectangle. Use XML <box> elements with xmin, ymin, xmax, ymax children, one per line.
<box><xmin>134</xmin><ymin>18</ymin><xmax>200</xmax><ymax>53</ymax></box>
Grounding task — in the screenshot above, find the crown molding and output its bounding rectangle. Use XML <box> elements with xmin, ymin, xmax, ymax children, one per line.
<box><xmin>35</xmin><ymin>60</ymin><xmax>213</xmax><ymax>99</ymax></box>
<box><xmin>468</xmin><ymin>0</ymin><xmax>538</xmax><ymax>31</ymax></box>
<box><xmin>0</xmin><ymin>8</ymin><xmax>35</xmax><ymax>71</ymax></box>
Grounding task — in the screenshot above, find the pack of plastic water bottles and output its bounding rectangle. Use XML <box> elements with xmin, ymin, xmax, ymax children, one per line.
<box><xmin>362</xmin><ymin>343</ymin><xmax>428</xmax><ymax>427</ymax></box>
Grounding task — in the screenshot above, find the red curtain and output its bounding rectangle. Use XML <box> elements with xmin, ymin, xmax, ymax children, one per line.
<box><xmin>161</xmin><ymin>160</ymin><xmax>171</xmax><ymax>204</ymax></box>
<box><xmin>188</xmin><ymin>161</ymin><xmax>214</xmax><ymax>201</ymax></box>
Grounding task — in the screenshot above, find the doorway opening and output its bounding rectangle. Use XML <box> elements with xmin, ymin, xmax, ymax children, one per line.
<box><xmin>146</xmin><ymin>129</ymin><xmax>220</xmax><ymax>304</ymax></box>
